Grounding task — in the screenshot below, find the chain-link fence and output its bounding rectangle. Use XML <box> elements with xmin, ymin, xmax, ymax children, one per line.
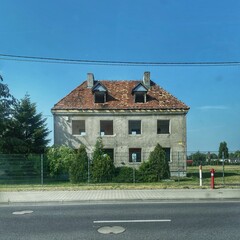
<box><xmin>0</xmin><ymin>154</ymin><xmax>68</xmax><ymax>185</ymax></box>
<box><xmin>0</xmin><ymin>152</ymin><xmax>239</xmax><ymax>186</ymax></box>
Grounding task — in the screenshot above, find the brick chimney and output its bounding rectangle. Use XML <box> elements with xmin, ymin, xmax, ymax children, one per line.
<box><xmin>87</xmin><ymin>73</ymin><xmax>94</xmax><ymax>88</ymax></box>
<box><xmin>143</xmin><ymin>71</ymin><xmax>150</xmax><ymax>88</ymax></box>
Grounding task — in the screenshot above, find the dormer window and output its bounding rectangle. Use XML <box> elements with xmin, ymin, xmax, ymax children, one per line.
<box><xmin>135</xmin><ymin>92</ymin><xmax>146</xmax><ymax>103</ymax></box>
<box><xmin>132</xmin><ymin>83</ymin><xmax>148</xmax><ymax>103</ymax></box>
<box><xmin>95</xmin><ymin>92</ymin><xmax>106</xmax><ymax>103</ymax></box>
<box><xmin>92</xmin><ymin>82</ymin><xmax>108</xmax><ymax>103</ymax></box>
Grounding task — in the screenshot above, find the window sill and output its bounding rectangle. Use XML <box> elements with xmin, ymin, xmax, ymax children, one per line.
<box><xmin>100</xmin><ymin>134</ymin><xmax>116</xmax><ymax>137</ymax></box>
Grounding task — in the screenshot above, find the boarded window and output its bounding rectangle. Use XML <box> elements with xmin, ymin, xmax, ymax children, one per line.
<box><xmin>129</xmin><ymin>120</ymin><xmax>141</xmax><ymax>135</ymax></box>
<box><xmin>129</xmin><ymin>148</ymin><xmax>141</xmax><ymax>162</ymax></box>
<box><xmin>100</xmin><ymin>120</ymin><xmax>113</xmax><ymax>135</ymax></box>
<box><xmin>157</xmin><ymin>120</ymin><xmax>170</xmax><ymax>134</ymax></box>
<box><xmin>72</xmin><ymin>120</ymin><xmax>86</xmax><ymax>135</ymax></box>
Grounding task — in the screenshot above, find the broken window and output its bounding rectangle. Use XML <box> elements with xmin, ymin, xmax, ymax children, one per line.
<box><xmin>135</xmin><ymin>92</ymin><xmax>146</xmax><ymax>103</ymax></box>
<box><xmin>95</xmin><ymin>92</ymin><xmax>106</xmax><ymax>103</ymax></box>
<box><xmin>100</xmin><ymin>120</ymin><xmax>113</xmax><ymax>135</ymax></box>
<box><xmin>157</xmin><ymin>120</ymin><xmax>170</xmax><ymax>134</ymax></box>
<box><xmin>132</xmin><ymin>83</ymin><xmax>148</xmax><ymax>103</ymax></box>
<box><xmin>129</xmin><ymin>120</ymin><xmax>141</xmax><ymax>135</ymax></box>
<box><xmin>104</xmin><ymin>149</ymin><xmax>114</xmax><ymax>161</ymax></box>
<box><xmin>129</xmin><ymin>148</ymin><xmax>141</xmax><ymax>162</ymax></box>
<box><xmin>163</xmin><ymin>148</ymin><xmax>171</xmax><ymax>162</ymax></box>
<box><xmin>72</xmin><ymin>120</ymin><xmax>86</xmax><ymax>135</ymax></box>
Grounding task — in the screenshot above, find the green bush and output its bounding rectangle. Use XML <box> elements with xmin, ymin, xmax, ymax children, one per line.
<box><xmin>113</xmin><ymin>167</ymin><xmax>134</xmax><ymax>183</ymax></box>
<box><xmin>47</xmin><ymin>146</ymin><xmax>75</xmax><ymax>177</ymax></box>
<box><xmin>92</xmin><ymin>154</ymin><xmax>115</xmax><ymax>182</ymax></box>
<box><xmin>139</xmin><ymin>144</ymin><xmax>170</xmax><ymax>182</ymax></box>
<box><xmin>91</xmin><ymin>138</ymin><xmax>115</xmax><ymax>182</ymax></box>
<box><xmin>69</xmin><ymin>145</ymin><xmax>88</xmax><ymax>183</ymax></box>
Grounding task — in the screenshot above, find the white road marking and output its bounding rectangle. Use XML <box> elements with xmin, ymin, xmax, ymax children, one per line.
<box><xmin>94</xmin><ymin>219</ymin><xmax>171</xmax><ymax>223</ymax></box>
<box><xmin>12</xmin><ymin>210</ymin><xmax>33</xmax><ymax>215</ymax></box>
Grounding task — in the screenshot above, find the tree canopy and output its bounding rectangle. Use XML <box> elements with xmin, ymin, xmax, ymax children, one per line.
<box><xmin>218</xmin><ymin>141</ymin><xmax>229</xmax><ymax>159</ymax></box>
<box><xmin>0</xmin><ymin>92</ymin><xmax>50</xmax><ymax>154</ymax></box>
<box><xmin>0</xmin><ymin>76</ymin><xmax>17</xmax><ymax>152</ymax></box>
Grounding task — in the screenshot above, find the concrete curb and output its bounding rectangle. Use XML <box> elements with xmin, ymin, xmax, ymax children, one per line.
<box><xmin>1</xmin><ymin>189</ymin><xmax>240</xmax><ymax>204</ymax></box>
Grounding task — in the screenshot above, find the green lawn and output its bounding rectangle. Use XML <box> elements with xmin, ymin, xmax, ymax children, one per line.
<box><xmin>0</xmin><ymin>165</ymin><xmax>239</xmax><ymax>191</ymax></box>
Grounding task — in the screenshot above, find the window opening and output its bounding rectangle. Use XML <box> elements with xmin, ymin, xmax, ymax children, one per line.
<box><xmin>104</xmin><ymin>149</ymin><xmax>114</xmax><ymax>161</ymax></box>
<box><xmin>72</xmin><ymin>120</ymin><xmax>86</xmax><ymax>135</ymax></box>
<box><xmin>163</xmin><ymin>148</ymin><xmax>171</xmax><ymax>162</ymax></box>
<box><xmin>129</xmin><ymin>148</ymin><xmax>141</xmax><ymax>162</ymax></box>
<box><xmin>129</xmin><ymin>120</ymin><xmax>141</xmax><ymax>135</ymax></box>
<box><xmin>157</xmin><ymin>120</ymin><xmax>170</xmax><ymax>134</ymax></box>
<box><xmin>100</xmin><ymin>120</ymin><xmax>113</xmax><ymax>135</ymax></box>
<box><xmin>95</xmin><ymin>92</ymin><xmax>106</xmax><ymax>103</ymax></box>
<box><xmin>135</xmin><ymin>93</ymin><xmax>146</xmax><ymax>103</ymax></box>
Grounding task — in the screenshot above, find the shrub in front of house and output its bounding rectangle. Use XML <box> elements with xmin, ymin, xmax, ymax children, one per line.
<box><xmin>91</xmin><ymin>138</ymin><xmax>115</xmax><ymax>183</ymax></box>
<box><xmin>113</xmin><ymin>166</ymin><xmax>134</xmax><ymax>183</ymax></box>
<box><xmin>69</xmin><ymin>145</ymin><xmax>88</xmax><ymax>183</ymax></box>
<box><xmin>47</xmin><ymin>146</ymin><xmax>75</xmax><ymax>178</ymax></box>
<box><xmin>139</xmin><ymin>144</ymin><xmax>170</xmax><ymax>182</ymax></box>
<box><xmin>91</xmin><ymin>154</ymin><xmax>115</xmax><ymax>182</ymax></box>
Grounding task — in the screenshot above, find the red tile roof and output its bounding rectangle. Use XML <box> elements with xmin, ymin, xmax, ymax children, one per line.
<box><xmin>52</xmin><ymin>80</ymin><xmax>189</xmax><ymax>111</ymax></box>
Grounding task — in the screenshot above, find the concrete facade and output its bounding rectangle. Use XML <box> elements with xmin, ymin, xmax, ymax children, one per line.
<box><xmin>53</xmin><ymin>109</ymin><xmax>187</xmax><ymax>176</ymax></box>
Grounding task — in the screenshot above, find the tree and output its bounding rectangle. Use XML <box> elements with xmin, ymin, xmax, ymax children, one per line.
<box><xmin>139</xmin><ymin>144</ymin><xmax>170</xmax><ymax>181</ymax></box>
<box><xmin>3</xmin><ymin>94</ymin><xmax>50</xmax><ymax>154</ymax></box>
<box><xmin>0</xmin><ymin>76</ymin><xmax>17</xmax><ymax>153</ymax></box>
<box><xmin>69</xmin><ymin>145</ymin><xmax>88</xmax><ymax>183</ymax></box>
<box><xmin>91</xmin><ymin>138</ymin><xmax>115</xmax><ymax>182</ymax></box>
<box><xmin>188</xmin><ymin>151</ymin><xmax>207</xmax><ymax>165</ymax></box>
<box><xmin>218</xmin><ymin>141</ymin><xmax>229</xmax><ymax>159</ymax></box>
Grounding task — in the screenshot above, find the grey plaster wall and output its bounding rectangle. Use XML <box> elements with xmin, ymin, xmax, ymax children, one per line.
<box><xmin>53</xmin><ymin>111</ymin><xmax>187</xmax><ymax>175</ymax></box>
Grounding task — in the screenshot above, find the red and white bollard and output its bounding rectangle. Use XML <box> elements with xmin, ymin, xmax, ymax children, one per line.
<box><xmin>199</xmin><ymin>165</ymin><xmax>202</xmax><ymax>187</ymax></box>
<box><xmin>210</xmin><ymin>168</ymin><xmax>215</xmax><ymax>189</ymax></box>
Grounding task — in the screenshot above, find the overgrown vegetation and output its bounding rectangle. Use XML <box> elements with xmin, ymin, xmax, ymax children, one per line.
<box><xmin>46</xmin><ymin>140</ymin><xmax>170</xmax><ymax>184</ymax></box>
<box><xmin>139</xmin><ymin>144</ymin><xmax>170</xmax><ymax>182</ymax></box>
<box><xmin>69</xmin><ymin>145</ymin><xmax>88</xmax><ymax>183</ymax></box>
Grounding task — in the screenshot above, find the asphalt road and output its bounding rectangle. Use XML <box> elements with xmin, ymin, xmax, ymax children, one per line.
<box><xmin>0</xmin><ymin>201</ymin><xmax>239</xmax><ymax>240</ymax></box>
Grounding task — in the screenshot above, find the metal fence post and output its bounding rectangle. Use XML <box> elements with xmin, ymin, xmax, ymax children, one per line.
<box><xmin>41</xmin><ymin>154</ymin><xmax>43</xmax><ymax>185</ymax></box>
<box><xmin>178</xmin><ymin>152</ymin><xmax>180</xmax><ymax>183</ymax></box>
<box><xmin>222</xmin><ymin>151</ymin><xmax>225</xmax><ymax>186</ymax></box>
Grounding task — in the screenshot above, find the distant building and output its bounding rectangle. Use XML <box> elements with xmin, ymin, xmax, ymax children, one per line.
<box><xmin>51</xmin><ymin>72</ymin><xmax>190</xmax><ymax>176</ymax></box>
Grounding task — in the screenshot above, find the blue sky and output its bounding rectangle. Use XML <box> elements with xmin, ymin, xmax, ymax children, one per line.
<box><xmin>0</xmin><ymin>0</ymin><xmax>240</xmax><ymax>152</ymax></box>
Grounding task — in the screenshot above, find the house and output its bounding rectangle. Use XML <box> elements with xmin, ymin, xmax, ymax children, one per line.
<box><xmin>51</xmin><ymin>72</ymin><xmax>190</xmax><ymax>176</ymax></box>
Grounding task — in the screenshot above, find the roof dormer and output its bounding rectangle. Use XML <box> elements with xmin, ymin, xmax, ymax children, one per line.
<box><xmin>92</xmin><ymin>82</ymin><xmax>108</xmax><ymax>103</ymax></box>
<box><xmin>132</xmin><ymin>82</ymin><xmax>148</xmax><ymax>103</ymax></box>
